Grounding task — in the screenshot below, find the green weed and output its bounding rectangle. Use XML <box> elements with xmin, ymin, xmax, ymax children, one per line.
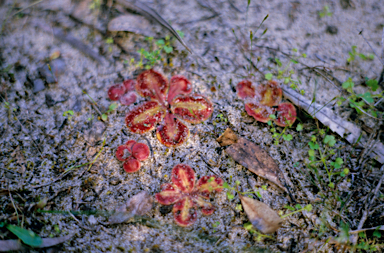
<box><xmin>337</xmin><ymin>77</ymin><xmax>383</xmax><ymax>119</ymax></box>
<box><xmin>347</xmin><ymin>45</ymin><xmax>374</xmax><ymax>63</ymax></box>
<box><xmin>133</xmin><ymin>31</ymin><xmax>184</xmax><ymax>69</ymax></box>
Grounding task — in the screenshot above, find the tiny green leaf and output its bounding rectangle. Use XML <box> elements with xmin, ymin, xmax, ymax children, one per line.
<box><xmin>109</xmin><ymin>103</ymin><xmax>118</xmax><ymax>110</ymax></box>
<box><xmin>6</xmin><ymin>224</ymin><xmax>43</xmax><ymax>247</ymax></box>
<box><xmin>309</xmin><ymin>141</ymin><xmax>319</xmax><ymax>150</ymax></box>
<box><xmin>366</xmin><ymin>79</ymin><xmax>378</xmax><ymax>91</ymax></box>
<box><xmin>283</xmin><ymin>134</ymin><xmax>293</xmax><ymax>141</ymax></box>
<box><xmin>156</xmin><ymin>39</ymin><xmax>165</xmax><ymax>45</ymax></box>
<box><xmin>304</xmin><ymin>204</ymin><xmax>313</xmax><ymax>212</ymax></box>
<box><xmin>244</xmin><ymin>222</ymin><xmax>253</xmax><ymax>230</ymax></box>
<box><xmin>265</xmin><ymin>73</ymin><xmax>273</xmax><ymax>80</ymax></box>
<box><xmin>373</xmin><ymin>230</ymin><xmax>381</xmax><ymax>238</ymax></box>
<box><xmin>101</xmin><ymin>114</ymin><xmax>108</xmax><ymax>121</ymax></box>
<box><xmin>360</xmin><ymin>92</ymin><xmax>374</xmax><ymax>104</ymax></box>
<box><xmin>227</xmin><ymin>192</ymin><xmax>234</xmax><ymax>200</ymax></box>
<box><xmin>164</xmin><ymin>46</ymin><xmax>173</xmax><ymax>53</ymax></box>
<box><xmin>176</xmin><ymin>30</ymin><xmax>185</xmax><ymax>38</ymax></box>
<box><xmin>284</xmin><ymin>205</ymin><xmax>295</xmax><ymax>211</ymax></box>
<box><xmin>296</xmin><ymin>124</ymin><xmax>303</xmax><ymax>131</ymax></box>
<box><xmin>324</xmin><ymin>135</ymin><xmax>336</xmax><ymax>147</ymax></box>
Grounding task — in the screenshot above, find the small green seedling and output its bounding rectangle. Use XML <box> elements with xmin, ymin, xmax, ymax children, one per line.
<box><xmin>319</xmin><ymin>5</ymin><xmax>332</xmax><ymax>18</ymax></box>
<box><xmin>280</xmin><ymin>204</ymin><xmax>312</xmax><ymax>219</ymax></box>
<box><xmin>338</xmin><ymin>77</ymin><xmax>383</xmax><ymax>118</ymax></box>
<box><xmin>101</xmin><ymin>103</ymin><xmax>118</xmax><ymax>121</ymax></box>
<box><xmin>347</xmin><ymin>46</ymin><xmax>374</xmax><ymax>63</ymax></box>
<box><xmin>133</xmin><ymin>33</ymin><xmax>183</xmax><ymax>69</ymax></box>
<box><xmin>63</xmin><ymin>110</ymin><xmax>74</xmax><ymax>121</ymax></box>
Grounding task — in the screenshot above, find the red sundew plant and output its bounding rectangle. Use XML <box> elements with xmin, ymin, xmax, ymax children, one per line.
<box><xmin>125</xmin><ymin>69</ymin><xmax>213</xmax><ymax>147</ymax></box>
<box><xmin>115</xmin><ymin>140</ymin><xmax>150</xmax><ymax>173</ymax></box>
<box><xmin>108</xmin><ymin>80</ymin><xmax>138</xmax><ymax>106</ymax></box>
<box><xmin>237</xmin><ymin>80</ymin><xmax>296</xmax><ymax>127</ymax></box>
<box><xmin>155</xmin><ymin>164</ymin><xmax>223</xmax><ymax>227</ymax></box>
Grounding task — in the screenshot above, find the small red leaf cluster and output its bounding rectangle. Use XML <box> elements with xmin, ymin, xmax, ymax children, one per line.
<box><xmin>156</xmin><ymin>164</ymin><xmax>223</xmax><ymax>227</ymax></box>
<box><xmin>115</xmin><ymin>140</ymin><xmax>150</xmax><ymax>173</ymax></box>
<box><xmin>237</xmin><ymin>80</ymin><xmax>296</xmax><ymax>127</ymax></box>
<box><xmin>125</xmin><ymin>69</ymin><xmax>213</xmax><ymax>147</ymax></box>
<box><xmin>108</xmin><ymin>80</ymin><xmax>137</xmax><ymax>106</ymax></box>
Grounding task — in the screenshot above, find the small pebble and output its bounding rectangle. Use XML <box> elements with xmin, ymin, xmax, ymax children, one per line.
<box><xmin>326</xmin><ymin>25</ymin><xmax>338</xmax><ymax>35</ymax></box>
<box><xmin>33</xmin><ymin>79</ymin><xmax>45</xmax><ymax>93</ymax></box>
<box><xmin>45</xmin><ymin>93</ymin><xmax>55</xmax><ymax>107</ymax></box>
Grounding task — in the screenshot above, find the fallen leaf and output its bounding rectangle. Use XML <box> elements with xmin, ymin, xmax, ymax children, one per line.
<box><xmin>217</xmin><ymin>128</ymin><xmax>286</xmax><ymax>191</ymax></box>
<box><xmin>239</xmin><ymin>195</ymin><xmax>283</xmax><ymax>234</ymax></box>
<box><xmin>0</xmin><ymin>235</ymin><xmax>73</xmax><ymax>251</ymax></box>
<box><xmin>108</xmin><ymin>191</ymin><xmax>153</xmax><ymax>224</ymax></box>
<box><xmin>6</xmin><ymin>224</ymin><xmax>42</xmax><ymax>247</ymax></box>
<box><xmin>108</xmin><ymin>15</ymin><xmax>156</xmax><ymax>37</ymax></box>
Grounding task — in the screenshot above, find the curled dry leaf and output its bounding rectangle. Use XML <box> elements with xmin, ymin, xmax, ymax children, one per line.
<box><xmin>217</xmin><ymin>128</ymin><xmax>286</xmax><ymax>191</ymax></box>
<box><xmin>108</xmin><ymin>191</ymin><xmax>153</xmax><ymax>224</ymax></box>
<box><xmin>239</xmin><ymin>195</ymin><xmax>283</xmax><ymax>234</ymax></box>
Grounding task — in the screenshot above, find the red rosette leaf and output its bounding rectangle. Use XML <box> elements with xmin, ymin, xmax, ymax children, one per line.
<box><xmin>131</xmin><ymin>142</ymin><xmax>150</xmax><ymax>161</ymax></box>
<box><xmin>171</xmin><ymin>164</ymin><xmax>195</xmax><ymax>193</ymax></box>
<box><xmin>135</xmin><ymin>69</ymin><xmax>169</xmax><ymax>101</ymax></box>
<box><xmin>155</xmin><ymin>183</ymin><xmax>183</xmax><ymax>205</ymax></box>
<box><xmin>120</xmin><ymin>91</ymin><xmax>137</xmax><ymax>106</ymax></box>
<box><xmin>237</xmin><ymin>80</ymin><xmax>256</xmax><ymax>99</ymax></box>
<box><xmin>256</xmin><ymin>80</ymin><xmax>282</xmax><ymax>106</ymax></box>
<box><xmin>115</xmin><ymin>145</ymin><xmax>132</xmax><ymax>161</ymax></box>
<box><xmin>171</xmin><ymin>94</ymin><xmax>213</xmax><ymax>124</ymax></box>
<box><xmin>274</xmin><ymin>102</ymin><xmax>297</xmax><ymax>127</ymax></box>
<box><xmin>108</xmin><ymin>83</ymin><xmax>126</xmax><ymax>101</ymax></box>
<box><xmin>196</xmin><ymin>175</ymin><xmax>224</xmax><ymax>199</ymax></box>
<box><xmin>167</xmin><ymin>75</ymin><xmax>192</xmax><ymax>103</ymax></box>
<box><xmin>123</xmin><ymin>79</ymin><xmax>135</xmax><ymax>91</ymax></box>
<box><xmin>123</xmin><ymin>157</ymin><xmax>141</xmax><ymax>173</ymax></box>
<box><xmin>173</xmin><ymin>197</ymin><xmax>197</xmax><ymax>227</ymax></box>
<box><xmin>156</xmin><ymin>113</ymin><xmax>189</xmax><ymax>147</ymax></box>
<box><xmin>194</xmin><ymin>196</ymin><xmax>215</xmax><ymax>215</ymax></box>
<box><xmin>125</xmin><ymin>140</ymin><xmax>136</xmax><ymax>152</ymax></box>
<box><xmin>245</xmin><ymin>103</ymin><xmax>275</xmax><ymax>123</ymax></box>
<box><xmin>125</xmin><ymin>101</ymin><xmax>166</xmax><ymax>134</ymax></box>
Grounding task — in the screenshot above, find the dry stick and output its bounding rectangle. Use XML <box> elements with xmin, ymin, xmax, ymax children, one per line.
<box><xmin>7</xmin><ymin>180</ymin><xmax>20</xmax><ymax>225</ymax></box>
<box><xmin>68</xmin><ymin>212</ymin><xmax>95</xmax><ymax>231</ymax></box>
<box><xmin>356</xmin><ymin>165</ymin><xmax>384</xmax><ymax>231</ymax></box>
<box><xmin>34</xmin><ymin>22</ymin><xmax>106</xmax><ymax>64</ymax></box>
<box><xmin>11</xmin><ymin>0</ymin><xmax>46</xmax><ymax>17</ymax></box>
<box><xmin>350</xmin><ymin>225</ymin><xmax>384</xmax><ymax>234</ymax></box>
<box><xmin>358</xmin><ymin>29</ymin><xmax>384</xmax><ymax>66</ymax></box>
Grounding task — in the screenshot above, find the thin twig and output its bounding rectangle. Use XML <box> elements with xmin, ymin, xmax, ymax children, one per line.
<box><xmin>349</xmin><ymin>225</ymin><xmax>384</xmax><ymax>234</ymax></box>
<box><xmin>358</xmin><ymin>29</ymin><xmax>384</xmax><ymax>66</ymax></box>
<box><xmin>12</xmin><ymin>0</ymin><xmax>46</xmax><ymax>17</ymax></box>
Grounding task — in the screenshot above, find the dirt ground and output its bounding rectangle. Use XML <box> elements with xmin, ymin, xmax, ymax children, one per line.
<box><xmin>1</xmin><ymin>0</ymin><xmax>384</xmax><ymax>252</ymax></box>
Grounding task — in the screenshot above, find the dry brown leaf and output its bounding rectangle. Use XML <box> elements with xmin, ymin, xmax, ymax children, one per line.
<box><xmin>239</xmin><ymin>195</ymin><xmax>283</xmax><ymax>234</ymax></box>
<box><xmin>217</xmin><ymin>128</ymin><xmax>286</xmax><ymax>191</ymax></box>
<box><xmin>108</xmin><ymin>191</ymin><xmax>153</xmax><ymax>224</ymax></box>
